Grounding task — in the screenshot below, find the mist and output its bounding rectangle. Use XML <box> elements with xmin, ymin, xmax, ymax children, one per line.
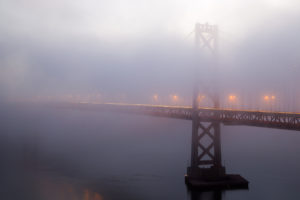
<box><xmin>0</xmin><ymin>0</ymin><xmax>300</xmax><ymax>109</ymax></box>
<box><xmin>1</xmin><ymin>0</ymin><xmax>300</xmax><ymax>200</ymax></box>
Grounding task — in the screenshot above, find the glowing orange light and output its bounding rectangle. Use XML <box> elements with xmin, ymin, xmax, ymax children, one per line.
<box><xmin>83</xmin><ymin>189</ymin><xmax>90</xmax><ymax>200</ymax></box>
<box><xmin>264</xmin><ymin>95</ymin><xmax>269</xmax><ymax>101</ymax></box>
<box><xmin>94</xmin><ymin>193</ymin><xmax>103</xmax><ymax>200</ymax></box>
<box><xmin>271</xmin><ymin>95</ymin><xmax>275</xmax><ymax>100</ymax></box>
<box><xmin>197</xmin><ymin>95</ymin><xmax>205</xmax><ymax>102</ymax></box>
<box><xmin>228</xmin><ymin>95</ymin><xmax>236</xmax><ymax>101</ymax></box>
<box><xmin>172</xmin><ymin>95</ymin><xmax>178</xmax><ymax>101</ymax></box>
<box><xmin>153</xmin><ymin>94</ymin><xmax>158</xmax><ymax>101</ymax></box>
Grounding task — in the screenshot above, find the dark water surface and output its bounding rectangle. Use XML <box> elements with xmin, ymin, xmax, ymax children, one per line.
<box><xmin>1</xmin><ymin>103</ymin><xmax>300</xmax><ymax>200</ymax></box>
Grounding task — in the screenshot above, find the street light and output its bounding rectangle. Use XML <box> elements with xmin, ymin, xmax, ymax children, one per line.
<box><xmin>228</xmin><ymin>95</ymin><xmax>236</xmax><ymax>101</ymax></box>
<box><xmin>153</xmin><ymin>94</ymin><xmax>159</xmax><ymax>104</ymax></box>
<box><xmin>263</xmin><ymin>95</ymin><xmax>275</xmax><ymax>111</ymax></box>
<box><xmin>264</xmin><ymin>95</ymin><xmax>269</xmax><ymax>101</ymax></box>
<box><xmin>173</xmin><ymin>95</ymin><xmax>178</xmax><ymax>101</ymax></box>
<box><xmin>197</xmin><ymin>94</ymin><xmax>205</xmax><ymax>106</ymax></box>
<box><xmin>271</xmin><ymin>95</ymin><xmax>276</xmax><ymax>111</ymax></box>
<box><xmin>170</xmin><ymin>94</ymin><xmax>179</xmax><ymax>105</ymax></box>
<box><xmin>228</xmin><ymin>94</ymin><xmax>237</xmax><ymax>109</ymax></box>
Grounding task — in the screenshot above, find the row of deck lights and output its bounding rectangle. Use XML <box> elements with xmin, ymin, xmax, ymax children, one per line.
<box><xmin>152</xmin><ymin>94</ymin><xmax>276</xmax><ymax>105</ymax></box>
<box><xmin>152</xmin><ymin>94</ymin><xmax>276</xmax><ymax>101</ymax></box>
<box><xmin>33</xmin><ymin>93</ymin><xmax>276</xmax><ymax>108</ymax></box>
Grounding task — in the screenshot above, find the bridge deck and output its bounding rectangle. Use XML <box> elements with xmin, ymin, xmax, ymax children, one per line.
<box><xmin>55</xmin><ymin>102</ymin><xmax>300</xmax><ymax>131</ymax></box>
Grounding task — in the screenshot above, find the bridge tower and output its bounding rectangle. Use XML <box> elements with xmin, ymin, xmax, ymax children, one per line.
<box><xmin>185</xmin><ymin>23</ymin><xmax>248</xmax><ymax>189</ymax></box>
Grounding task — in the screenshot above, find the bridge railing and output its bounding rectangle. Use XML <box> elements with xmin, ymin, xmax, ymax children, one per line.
<box><xmin>53</xmin><ymin>102</ymin><xmax>300</xmax><ymax>131</ymax></box>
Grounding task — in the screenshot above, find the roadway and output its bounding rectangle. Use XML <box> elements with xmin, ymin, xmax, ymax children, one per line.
<box><xmin>51</xmin><ymin>102</ymin><xmax>300</xmax><ymax>131</ymax></box>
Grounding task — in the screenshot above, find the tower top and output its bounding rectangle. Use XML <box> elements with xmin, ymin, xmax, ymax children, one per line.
<box><xmin>195</xmin><ymin>23</ymin><xmax>218</xmax><ymax>34</ymax></box>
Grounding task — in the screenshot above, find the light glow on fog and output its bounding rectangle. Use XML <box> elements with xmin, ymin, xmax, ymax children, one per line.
<box><xmin>1</xmin><ymin>0</ymin><xmax>299</xmax><ymax>42</ymax></box>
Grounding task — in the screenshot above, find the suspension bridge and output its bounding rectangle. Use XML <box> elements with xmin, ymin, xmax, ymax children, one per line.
<box><xmin>49</xmin><ymin>100</ymin><xmax>300</xmax><ymax>190</ymax></box>
<box><xmin>37</xmin><ymin>23</ymin><xmax>300</xmax><ymax>190</ymax></box>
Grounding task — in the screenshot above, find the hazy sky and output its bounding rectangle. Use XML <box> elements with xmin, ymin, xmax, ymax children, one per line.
<box><xmin>1</xmin><ymin>0</ymin><xmax>299</xmax><ymax>39</ymax></box>
<box><xmin>0</xmin><ymin>0</ymin><xmax>300</xmax><ymax>108</ymax></box>
<box><xmin>2</xmin><ymin>2</ymin><xmax>300</xmax><ymax>200</ymax></box>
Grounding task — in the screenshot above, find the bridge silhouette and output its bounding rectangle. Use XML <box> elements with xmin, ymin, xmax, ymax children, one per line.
<box><xmin>53</xmin><ymin>101</ymin><xmax>300</xmax><ymax>190</ymax></box>
<box><xmin>66</xmin><ymin>102</ymin><xmax>300</xmax><ymax>131</ymax></box>
<box><xmin>41</xmin><ymin>23</ymin><xmax>300</xmax><ymax>190</ymax></box>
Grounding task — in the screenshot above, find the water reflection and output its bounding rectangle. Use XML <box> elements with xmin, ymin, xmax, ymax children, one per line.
<box><xmin>18</xmin><ymin>112</ymin><xmax>224</xmax><ymax>200</ymax></box>
<box><xmin>20</xmin><ymin>139</ymin><xmax>104</xmax><ymax>200</ymax></box>
<box><xmin>30</xmin><ymin>170</ymin><xmax>104</xmax><ymax>200</ymax></box>
<box><xmin>188</xmin><ymin>189</ymin><xmax>223</xmax><ymax>200</ymax></box>
<box><xmin>3</xmin><ymin>105</ymin><xmax>300</xmax><ymax>200</ymax></box>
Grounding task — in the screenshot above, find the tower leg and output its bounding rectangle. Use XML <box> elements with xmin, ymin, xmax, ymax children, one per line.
<box><xmin>188</xmin><ymin>22</ymin><xmax>248</xmax><ymax>190</ymax></box>
<box><xmin>188</xmin><ymin>119</ymin><xmax>226</xmax><ymax>181</ymax></box>
<box><xmin>185</xmin><ymin>119</ymin><xmax>249</xmax><ymax>190</ymax></box>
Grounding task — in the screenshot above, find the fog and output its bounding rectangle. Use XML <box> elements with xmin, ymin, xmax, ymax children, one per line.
<box><xmin>1</xmin><ymin>0</ymin><xmax>300</xmax><ymax>200</ymax></box>
<box><xmin>1</xmin><ymin>0</ymin><xmax>300</xmax><ymax>110</ymax></box>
